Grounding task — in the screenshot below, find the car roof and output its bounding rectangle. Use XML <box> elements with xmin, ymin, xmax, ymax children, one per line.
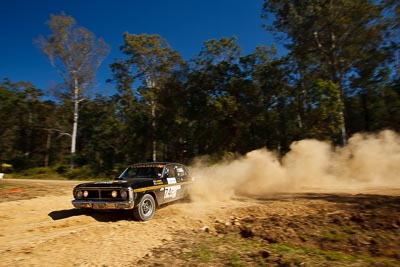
<box><xmin>129</xmin><ymin>162</ymin><xmax>185</xmax><ymax>167</ymax></box>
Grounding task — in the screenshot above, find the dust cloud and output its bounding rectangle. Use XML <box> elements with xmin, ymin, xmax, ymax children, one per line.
<box><xmin>189</xmin><ymin>130</ymin><xmax>400</xmax><ymax>202</ymax></box>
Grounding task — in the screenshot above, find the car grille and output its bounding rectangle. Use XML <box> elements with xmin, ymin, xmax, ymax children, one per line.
<box><xmin>76</xmin><ymin>187</ymin><xmax>126</xmax><ymax>200</ymax></box>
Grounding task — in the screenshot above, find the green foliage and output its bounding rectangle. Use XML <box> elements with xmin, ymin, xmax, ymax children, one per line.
<box><xmin>120</xmin><ymin>33</ymin><xmax>183</xmax><ymax>87</ymax></box>
<box><xmin>263</xmin><ymin>0</ymin><xmax>397</xmax><ymax>145</ymax></box>
<box><xmin>307</xmin><ymin>79</ymin><xmax>344</xmax><ymax>140</ymax></box>
<box><xmin>0</xmin><ymin>79</ymin><xmax>55</xmax><ymax>169</ymax></box>
<box><xmin>110</xmin><ymin>33</ymin><xmax>184</xmax><ymax>161</ymax></box>
<box><xmin>195</xmin><ymin>36</ymin><xmax>242</xmax><ymax>67</ymax></box>
<box><xmin>63</xmin><ymin>165</ymin><xmax>96</xmax><ymax>180</ymax></box>
<box><xmin>1</xmin><ymin>163</ymin><xmax>14</xmax><ymax>173</ymax></box>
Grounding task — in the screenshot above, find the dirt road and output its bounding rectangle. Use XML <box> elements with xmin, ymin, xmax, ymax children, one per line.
<box><xmin>0</xmin><ymin>179</ymin><xmax>255</xmax><ymax>266</ymax></box>
<box><xmin>0</xmin><ymin>179</ymin><xmax>399</xmax><ymax>266</ymax></box>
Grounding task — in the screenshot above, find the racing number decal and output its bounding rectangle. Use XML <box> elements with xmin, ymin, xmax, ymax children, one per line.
<box><xmin>164</xmin><ymin>185</ymin><xmax>181</xmax><ymax>199</ymax></box>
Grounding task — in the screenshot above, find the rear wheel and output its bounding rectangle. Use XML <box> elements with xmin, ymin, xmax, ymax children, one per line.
<box><xmin>133</xmin><ymin>194</ymin><xmax>156</xmax><ymax>221</ymax></box>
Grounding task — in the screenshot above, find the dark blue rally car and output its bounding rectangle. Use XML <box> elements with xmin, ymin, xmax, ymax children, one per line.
<box><xmin>72</xmin><ymin>162</ymin><xmax>192</xmax><ymax>221</ymax></box>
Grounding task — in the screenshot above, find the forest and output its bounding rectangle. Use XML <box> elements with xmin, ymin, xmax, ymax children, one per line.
<box><xmin>1</xmin><ymin>0</ymin><xmax>399</xmax><ymax>177</ymax></box>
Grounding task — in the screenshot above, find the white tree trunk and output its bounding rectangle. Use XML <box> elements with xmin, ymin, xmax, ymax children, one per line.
<box><xmin>71</xmin><ymin>76</ymin><xmax>79</xmax><ymax>169</ymax></box>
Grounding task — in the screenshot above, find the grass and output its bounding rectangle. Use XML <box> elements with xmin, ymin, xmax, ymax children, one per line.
<box><xmin>178</xmin><ymin>232</ymin><xmax>400</xmax><ymax>267</ymax></box>
<box><xmin>229</xmin><ymin>252</ymin><xmax>245</xmax><ymax>267</ymax></box>
<box><xmin>269</xmin><ymin>243</ymin><xmax>400</xmax><ymax>266</ymax></box>
<box><xmin>192</xmin><ymin>245</ymin><xmax>214</xmax><ymax>262</ymax></box>
<box><xmin>321</xmin><ymin>229</ymin><xmax>346</xmax><ymax>242</ymax></box>
<box><xmin>180</xmin><ymin>233</ymin><xmax>268</xmax><ymax>266</ymax></box>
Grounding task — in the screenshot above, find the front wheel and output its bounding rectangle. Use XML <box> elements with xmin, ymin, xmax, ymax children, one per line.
<box><xmin>133</xmin><ymin>194</ymin><xmax>156</xmax><ymax>221</ymax></box>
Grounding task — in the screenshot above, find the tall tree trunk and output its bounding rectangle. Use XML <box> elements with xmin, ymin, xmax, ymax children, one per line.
<box><xmin>44</xmin><ymin>131</ymin><xmax>51</xmax><ymax>167</ymax></box>
<box><xmin>151</xmin><ymin>100</ymin><xmax>157</xmax><ymax>162</ymax></box>
<box><xmin>314</xmin><ymin>30</ymin><xmax>348</xmax><ymax>145</ymax></box>
<box><xmin>71</xmin><ymin>76</ymin><xmax>79</xmax><ymax>169</ymax></box>
<box><xmin>146</xmin><ymin>77</ymin><xmax>157</xmax><ymax>162</ymax></box>
<box><xmin>337</xmin><ymin>91</ymin><xmax>347</xmax><ymax>146</ymax></box>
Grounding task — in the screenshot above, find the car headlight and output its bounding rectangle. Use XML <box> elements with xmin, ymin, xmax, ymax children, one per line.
<box><xmin>83</xmin><ymin>190</ymin><xmax>89</xmax><ymax>198</ymax></box>
<box><xmin>120</xmin><ymin>190</ymin><xmax>128</xmax><ymax>199</ymax></box>
<box><xmin>76</xmin><ymin>190</ymin><xmax>83</xmax><ymax>198</ymax></box>
<box><xmin>111</xmin><ymin>190</ymin><xmax>118</xmax><ymax>198</ymax></box>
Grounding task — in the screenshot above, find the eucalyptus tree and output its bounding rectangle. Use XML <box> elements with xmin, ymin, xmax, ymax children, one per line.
<box><xmin>111</xmin><ymin>33</ymin><xmax>183</xmax><ymax>161</ymax></box>
<box><xmin>36</xmin><ymin>13</ymin><xmax>109</xmax><ymax>168</ymax></box>
<box><xmin>194</xmin><ymin>36</ymin><xmax>242</xmax><ymax>67</ymax></box>
<box><xmin>188</xmin><ymin>37</ymin><xmax>252</xmax><ymax>155</ymax></box>
<box><xmin>262</xmin><ymin>0</ymin><xmax>394</xmax><ymax>144</ymax></box>
<box><xmin>241</xmin><ymin>46</ymin><xmax>293</xmax><ymax>152</ymax></box>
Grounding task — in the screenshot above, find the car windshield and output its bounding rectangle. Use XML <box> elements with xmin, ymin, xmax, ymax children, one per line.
<box><xmin>118</xmin><ymin>165</ymin><xmax>164</xmax><ymax>179</ymax></box>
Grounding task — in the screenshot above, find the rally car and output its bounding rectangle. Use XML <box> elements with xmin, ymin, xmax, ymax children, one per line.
<box><xmin>72</xmin><ymin>162</ymin><xmax>192</xmax><ymax>221</ymax></box>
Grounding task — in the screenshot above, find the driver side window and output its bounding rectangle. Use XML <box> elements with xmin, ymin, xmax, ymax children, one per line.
<box><xmin>165</xmin><ymin>166</ymin><xmax>175</xmax><ymax>178</ymax></box>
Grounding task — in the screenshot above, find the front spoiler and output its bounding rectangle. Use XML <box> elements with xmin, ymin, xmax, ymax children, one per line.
<box><xmin>72</xmin><ymin>199</ymin><xmax>135</xmax><ymax>210</ymax></box>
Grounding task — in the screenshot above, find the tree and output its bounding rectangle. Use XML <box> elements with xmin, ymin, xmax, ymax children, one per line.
<box><xmin>186</xmin><ymin>37</ymin><xmax>243</xmax><ymax>155</ymax></box>
<box><xmin>0</xmin><ymin>80</ymin><xmax>21</xmax><ymax>164</ymax></box>
<box><xmin>0</xmin><ymin>79</ymin><xmax>56</xmax><ymax>169</ymax></box>
<box><xmin>78</xmin><ymin>95</ymin><xmax>124</xmax><ymax>173</ymax></box>
<box><xmin>194</xmin><ymin>36</ymin><xmax>242</xmax><ymax>67</ymax></box>
<box><xmin>241</xmin><ymin>46</ymin><xmax>294</xmax><ymax>153</ymax></box>
<box><xmin>262</xmin><ymin>0</ymin><xmax>394</xmax><ymax>145</ymax></box>
<box><xmin>36</xmin><ymin>13</ymin><xmax>109</xmax><ymax>168</ymax></box>
<box><xmin>110</xmin><ymin>33</ymin><xmax>183</xmax><ymax>161</ymax></box>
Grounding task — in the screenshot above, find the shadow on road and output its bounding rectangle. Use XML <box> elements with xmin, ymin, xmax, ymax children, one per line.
<box><xmin>48</xmin><ymin>208</ymin><xmax>135</xmax><ymax>222</ymax></box>
<box><xmin>48</xmin><ymin>209</ymin><xmax>84</xmax><ymax>220</ymax></box>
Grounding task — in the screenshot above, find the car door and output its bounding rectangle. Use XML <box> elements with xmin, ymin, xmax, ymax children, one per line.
<box><xmin>161</xmin><ymin>164</ymin><xmax>182</xmax><ymax>203</ymax></box>
<box><xmin>174</xmin><ymin>164</ymin><xmax>191</xmax><ymax>197</ymax></box>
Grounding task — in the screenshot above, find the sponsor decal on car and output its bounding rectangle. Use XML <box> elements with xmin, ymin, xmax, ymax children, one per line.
<box><xmin>167</xmin><ymin>177</ymin><xmax>177</xmax><ymax>184</ymax></box>
<box><xmin>164</xmin><ymin>185</ymin><xmax>181</xmax><ymax>199</ymax></box>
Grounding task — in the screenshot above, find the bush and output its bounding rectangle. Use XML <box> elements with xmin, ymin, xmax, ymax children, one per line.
<box><xmin>64</xmin><ymin>165</ymin><xmax>96</xmax><ymax>180</ymax></box>
<box><xmin>1</xmin><ymin>163</ymin><xmax>14</xmax><ymax>173</ymax></box>
<box><xmin>11</xmin><ymin>165</ymin><xmax>107</xmax><ymax>180</ymax></box>
<box><xmin>54</xmin><ymin>165</ymin><xmax>68</xmax><ymax>174</ymax></box>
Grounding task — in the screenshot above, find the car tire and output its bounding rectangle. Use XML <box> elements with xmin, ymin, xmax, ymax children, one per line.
<box><xmin>133</xmin><ymin>194</ymin><xmax>156</xmax><ymax>221</ymax></box>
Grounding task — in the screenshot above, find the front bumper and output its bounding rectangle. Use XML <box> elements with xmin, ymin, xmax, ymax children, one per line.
<box><xmin>72</xmin><ymin>199</ymin><xmax>135</xmax><ymax>209</ymax></box>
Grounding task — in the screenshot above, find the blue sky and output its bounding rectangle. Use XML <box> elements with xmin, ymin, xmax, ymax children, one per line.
<box><xmin>1</xmin><ymin>0</ymin><xmax>280</xmax><ymax>95</ymax></box>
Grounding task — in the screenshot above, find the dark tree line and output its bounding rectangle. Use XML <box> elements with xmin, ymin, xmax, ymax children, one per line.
<box><xmin>1</xmin><ymin>0</ymin><xmax>399</xmax><ymax>175</ymax></box>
